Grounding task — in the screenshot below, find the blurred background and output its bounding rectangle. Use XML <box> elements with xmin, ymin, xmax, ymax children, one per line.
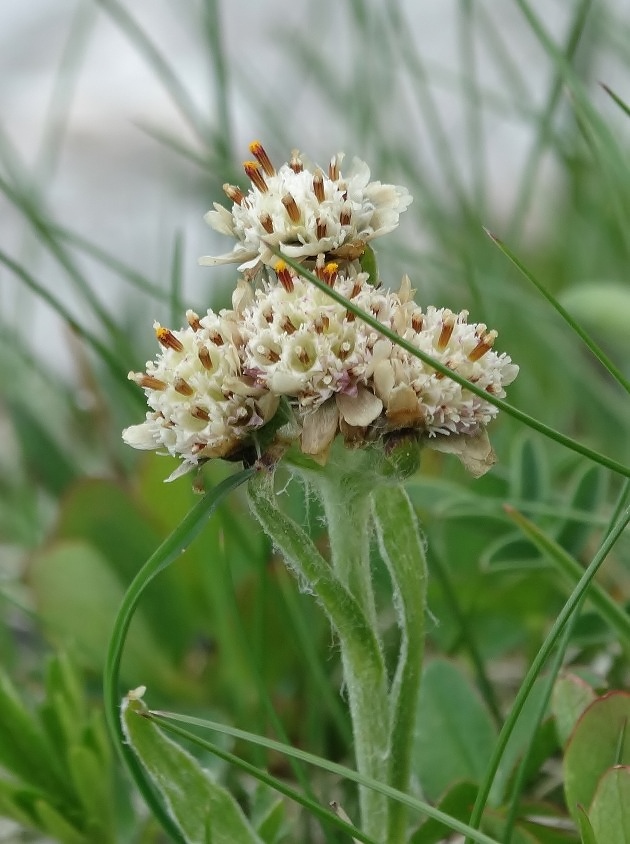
<box><xmin>2</xmin><ymin>2</ymin><xmax>630</xmax><ymax>841</ymax></box>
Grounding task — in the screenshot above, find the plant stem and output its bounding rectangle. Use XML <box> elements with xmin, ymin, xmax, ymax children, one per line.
<box><xmin>373</xmin><ymin>485</ymin><xmax>427</xmax><ymax>844</ymax></box>
<box><xmin>248</xmin><ymin>467</ymin><xmax>390</xmax><ymax>840</ymax></box>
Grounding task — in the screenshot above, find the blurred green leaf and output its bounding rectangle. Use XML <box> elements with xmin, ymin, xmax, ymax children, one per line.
<box><xmin>563</xmin><ymin>692</ymin><xmax>630</xmax><ymax>823</ymax></box>
<box><xmin>559</xmin><ymin>283</ymin><xmax>630</xmax><ymax>354</ymax></box>
<box><xmin>121</xmin><ymin>693</ymin><xmax>263</xmax><ymax>844</ymax></box>
<box><xmin>576</xmin><ymin>806</ymin><xmax>598</xmax><ymax>844</ymax></box>
<box><xmin>410</xmin><ymin>781</ymin><xmax>478</xmax><ymax>844</ymax></box>
<box><xmin>413</xmin><ymin>659</ymin><xmax>497</xmax><ymax>800</ymax></box>
<box><xmin>588</xmin><ymin>766</ymin><xmax>630</xmax><ymax>843</ymax></box>
<box><xmin>552</xmin><ymin>674</ymin><xmax>597</xmax><ymax>749</ymax></box>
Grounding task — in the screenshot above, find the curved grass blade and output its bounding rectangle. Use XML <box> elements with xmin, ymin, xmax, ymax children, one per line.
<box><xmin>103</xmin><ymin>467</ymin><xmax>254</xmax><ymax>843</ymax></box>
<box><xmin>484</xmin><ymin>230</ymin><xmax>630</xmax><ymax>395</ymax></box>
<box><xmin>148</xmin><ymin>710</ymin><xmax>502</xmax><ymax>844</ymax></box>
<box><xmin>273</xmin><ymin>248</ymin><xmax>630</xmax><ymax>480</ymax></box>
<box><xmin>464</xmin><ymin>503</ymin><xmax>630</xmax><ymax>842</ymax></box>
<box><xmin>601</xmin><ymin>82</ymin><xmax>630</xmax><ymax>119</ymax></box>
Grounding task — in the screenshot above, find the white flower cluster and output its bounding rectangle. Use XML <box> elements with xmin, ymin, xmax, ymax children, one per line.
<box><xmin>200</xmin><ymin>141</ymin><xmax>412</xmax><ymax>273</ymax></box>
<box><xmin>123</xmin><ymin>141</ymin><xmax>518</xmax><ymax>478</ymax></box>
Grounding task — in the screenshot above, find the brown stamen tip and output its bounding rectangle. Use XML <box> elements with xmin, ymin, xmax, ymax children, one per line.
<box><xmin>266</xmin><ymin>348</ymin><xmax>281</xmax><ymax>363</ymax></box>
<box><xmin>316</xmin><ymin>217</ymin><xmax>327</xmax><ymax>239</ymax></box>
<box><xmin>174</xmin><ymin>377</ymin><xmax>194</xmax><ymax>396</ymax></box>
<box><xmin>209</xmin><ymin>330</ymin><xmax>224</xmax><ymax>346</ymax></box>
<box><xmin>412</xmin><ymin>311</ymin><xmax>424</xmax><ymax>332</ymax></box>
<box><xmin>313</xmin><ymin>170</ymin><xmax>325</xmax><ymax>202</ymax></box>
<box><xmin>437</xmin><ymin>315</ymin><xmax>456</xmax><ymax>350</ymax></box>
<box><xmin>198</xmin><ymin>346</ymin><xmax>212</xmax><ymax>369</ymax></box>
<box><xmin>191</xmin><ymin>405</ymin><xmax>210</xmax><ymax>422</ymax></box>
<box><xmin>260</xmin><ymin>212</ymin><xmax>274</xmax><ymax>234</ymax></box>
<box><xmin>296</xmin><ymin>346</ymin><xmax>311</xmax><ymax>365</ymax></box>
<box><xmin>322</xmin><ymin>262</ymin><xmax>338</xmax><ymax>287</ymax></box>
<box><xmin>281</xmin><ymin>316</ymin><xmax>296</xmax><ymax>335</ymax></box>
<box><xmin>274</xmin><ymin>260</ymin><xmax>294</xmax><ymax>293</ymax></box>
<box><xmin>469</xmin><ymin>330</ymin><xmax>497</xmax><ymax>362</ymax></box>
<box><xmin>155</xmin><ymin>325</ymin><xmax>183</xmax><ymax>352</ymax></box>
<box><xmin>339</xmin><ymin>203</ymin><xmax>352</xmax><ymax>226</ymax></box>
<box><xmin>223</xmin><ymin>183</ymin><xmax>245</xmax><ymax>205</ymax></box>
<box><xmin>350</xmin><ymin>280</ymin><xmax>362</xmax><ymax>298</ymax></box>
<box><xmin>248</xmin><ymin>140</ymin><xmax>275</xmax><ymax>176</ymax></box>
<box><xmin>186</xmin><ymin>310</ymin><xmax>202</xmax><ymax>331</ymax></box>
<box><xmin>129</xmin><ymin>372</ymin><xmax>167</xmax><ymax>391</ymax></box>
<box><xmin>329</xmin><ymin>155</ymin><xmax>340</xmax><ymax>181</ymax></box>
<box><xmin>289</xmin><ymin>149</ymin><xmax>304</xmax><ymax>173</ymax></box>
<box><xmin>346</xmin><ymin>309</ymin><xmax>356</xmax><ymax>323</ymax></box>
<box><xmin>282</xmin><ymin>193</ymin><xmax>301</xmax><ymax>223</ymax></box>
<box><xmin>243</xmin><ymin>160</ymin><xmax>268</xmax><ymax>193</ymax></box>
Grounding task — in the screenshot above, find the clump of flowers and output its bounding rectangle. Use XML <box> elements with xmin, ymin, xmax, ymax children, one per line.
<box><xmin>123</xmin><ymin>141</ymin><xmax>518</xmax><ymax>478</ymax></box>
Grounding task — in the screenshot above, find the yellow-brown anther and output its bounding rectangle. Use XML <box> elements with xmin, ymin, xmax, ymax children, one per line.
<box><xmin>322</xmin><ymin>262</ymin><xmax>338</xmax><ymax>287</ymax></box>
<box><xmin>280</xmin><ymin>316</ymin><xmax>296</xmax><ymax>335</ymax></box>
<box><xmin>275</xmin><ymin>260</ymin><xmax>294</xmax><ymax>293</ymax></box>
<box><xmin>260</xmin><ymin>213</ymin><xmax>274</xmax><ymax>234</ymax></box>
<box><xmin>346</xmin><ymin>310</ymin><xmax>356</xmax><ymax>323</ymax></box>
<box><xmin>191</xmin><ymin>405</ymin><xmax>210</xmax><ymax>422</ymax></box>
<box><xmin>243</xmin><ymin>161</ymin><xmax>268</xmax><ymax>193</ymax></box>
<box><xmin>437</xmin><ymin>315</ymin><xmax>456</xmax><ymax>350</ymax></box>
<box><xmin>249</xmin><ymin>140</ymin><xmax>275</xmax><ymax>176</ymax></box>
<box><xmin>155</xmin><ymin>325</ymin><xmax>184</xmax><ymax>352</ymax></box>
<box><xmin>174</xmin><ymin>377</ymin><xmax>194</xmax><ymax>396</ymax></box>
<box><xmin>339</xmin><ymin>204</ymin><xmax>352</xmax><ymax>226</ymax></box>
<box><xmin>350</xmin><ymin>280</ymin><xmax>362</xmax><ymax>299</ymax></box>
<box><xmin>223</xmin><ymin>183</ymin><xmax>245</xmax><ymax>205</ymax></box>
<box><xmin>130</xmin><ymin>372</ymin><xmax>167</xmax><ymax>391</ymax></box>
<box><xmin>282</xmin><ymin>193</ymin><xmax>301</xmax><ymax>223</ymax></box>
<box><xmin>289</xmin><ymin>149</ymin><xmax>303</xmax><ymax>173</ymax></box>
<box><xmin>209</xmin><ymin>331</ymin><xmax>224</xmax><ymax>346</ymax></box>
<box><xmin>468</xmin><ymin>329</ymin><xmax>497</xmax><ymax>362</ymax></box>
<box><xmin>314</xmin><ymin>314</ymin><xmax>329</xmax><ymax>333</ymax></box>
<box><xmin>296</xmin><ymin>346</ymin><xmax>311</xmax><ymax>366</ymax></box>
<box><xmin>411</xmin><ymin>311</ymin><xmax>424</xmax><ymax>332</ymax></box>
<box><xmin>316</xmin><ymin>217</ymin><xmax>327</xmax><ymax>239</ymax></box>
<box><xmin>198</xmin><ymin>347</ymin><xmax>212</xmax><ymax>369</ymax></box>
<box><xmin>266</xmin><ymin>348</ymin><xmax>281</xmax><ymax>363</ymax></box>
<box><xmin>186</xmin><ymin>310</ymin><xmax>202</xmax><ymax>331</ymax></box>
<box><xmin>313</xmin><ymin>170</ymin><xmax>325</xmax><ymax>202</ymax></box>
<box><xmin>329</xmin><ymin>155</ymin><xmax>340</xmax><ymax>181</ymax></box>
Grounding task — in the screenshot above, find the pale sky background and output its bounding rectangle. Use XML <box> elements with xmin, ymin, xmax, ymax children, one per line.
<box><xmin>1</xmin><ymin>0</ymin><xmax>628</xmax><ymax>377</ymax></box>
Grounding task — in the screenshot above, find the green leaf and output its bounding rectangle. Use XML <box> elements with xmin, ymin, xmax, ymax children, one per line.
<box><xmin>564</xmin><ymin>692</ymin><xmax>630</xmax><ymax>823</ymax></box>
<box><xmin>29</xmin><ymin>540</ymin><xmax>176</xmax><ymax>689</ymax></box>
<box><xmin>552</xmin><ymin>674</ymin><xmax>597</xmax><ymax>748</ymax></box>
<box><xmin>559</xmin><ymin>283</ymin><xmax>630</xmax><ymax>354</ymax></box>
<box><xmin>0</xmin><ymin>669</ymin><xmax>68</xmax><ymax>797</ymax></box>
<box><xmin>555</xmin><ymin>466</ymin><xmax>606</xmax><ymax>558</ymax></box>
<box><xmin>509</xmin><ymin>435</ymin><xmax>550</xmax><ymax>503</ymax></box>
<box><xmin>121</xmin><ymin>693</ymin><xmax>263</xmax><ymax>844</ymax></box>
<box><xmin>410</xmin><ymin>781</ymin><xmax>478</xmax><ymax>844</ymax></box>
<box><xmin>413</xmin><ymin>659</ymin><xmax>497</xmax><ymax>801</ymax></box>
<box><xmin>34</xmin><ymin>799</ymin><xmax>87</xmax><ymax>844</ymax></box>
<box><xmin>589</xmin><ymin>766</ymin><xmax>630</xmax><ymax>844</ymax></box>
<box><xmin>67</xmin><ymin>744</ymin><xmax>115</xmax><ymax>842</ymax></box>
<box><xmin>576</xmin><ymin>806</ymin><xmax>598</xmax><ymax>844</ymax></box>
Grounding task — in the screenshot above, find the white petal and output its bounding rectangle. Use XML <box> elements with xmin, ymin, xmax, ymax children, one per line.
<box><xmin>122</xmin><ymin>422</ymin><xmax>159</xmax><ymax>450</ymax></box>
<box><xmin>301</xmin><ymin>400</ymin><xmax>339</xmax><ymax>456</ymax></box>
<box><xmin>427</xmin><ymin>429</ymin><xmax>497</xmax><ymax>478</ymax></box>
<box><xmin>336</xmin><ymin>386</ymin><xmax>383</xmax><ymax>426</ymax></box>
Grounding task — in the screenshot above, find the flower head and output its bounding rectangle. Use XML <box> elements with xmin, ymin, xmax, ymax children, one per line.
<box><xmin>199</xmin><ymin>141</ymin><xmax>412</xmax><ymax>274</ymax></box>
<box><xmin>122</xmin><ymin>311</ymin><xmax>278</xmax><ymax>479</ymax></box>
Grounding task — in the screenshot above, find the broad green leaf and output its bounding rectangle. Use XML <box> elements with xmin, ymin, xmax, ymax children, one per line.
<box><xmin>479</xmin><ymin>531</ymin><xmax>543</xmax><ymax>572</ymax></box>
<box><xmin>589</xmin><ymin>766</ymin><xmax>630</xmax><ymax>844</ymax></box>
<box><xmin>55</xmin><ymin>479</ymin><xmax>193</xmax><ymax>657</ymax></box>
<box><xmin>559</xmin><ymin>283</ymin><xmax>630</xmax><ymax>353</ymax></box>
<box><xmin>413</xmin><ymin>659</ymin><xmax>497</xmax><ymax>800</ymax></box>
<box><xmin>552</xmin><ymin>674</ymin><xmax>597</xmax><ymax>748</ymax></box>
<box><xmin>509</xmin><ymin>435</ymin><xmax>550</xmax><ymax>503</ymax></box>
<box><xmin>410</xmin><ymin>781</ymin><xmax>478</xmax><ymax>844</ymax></box>
<box><xmin>29</xmin><ymin>540</ymin><xmax>177</xmax><ymax>690</ymax></box>
<box><xmin>564</xmin><ymin>692</ymin><xmax>630</xmax><ymax>823</ymax></box>
<box><xmin>121</xmin><ymin>692</ymin><xmax>263</xmax><ymax>844</ymax></box>
<box><xmin>0</xmin><ymin>779</ymin><xmax>41</xmax><ymax>828</ymax></box>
